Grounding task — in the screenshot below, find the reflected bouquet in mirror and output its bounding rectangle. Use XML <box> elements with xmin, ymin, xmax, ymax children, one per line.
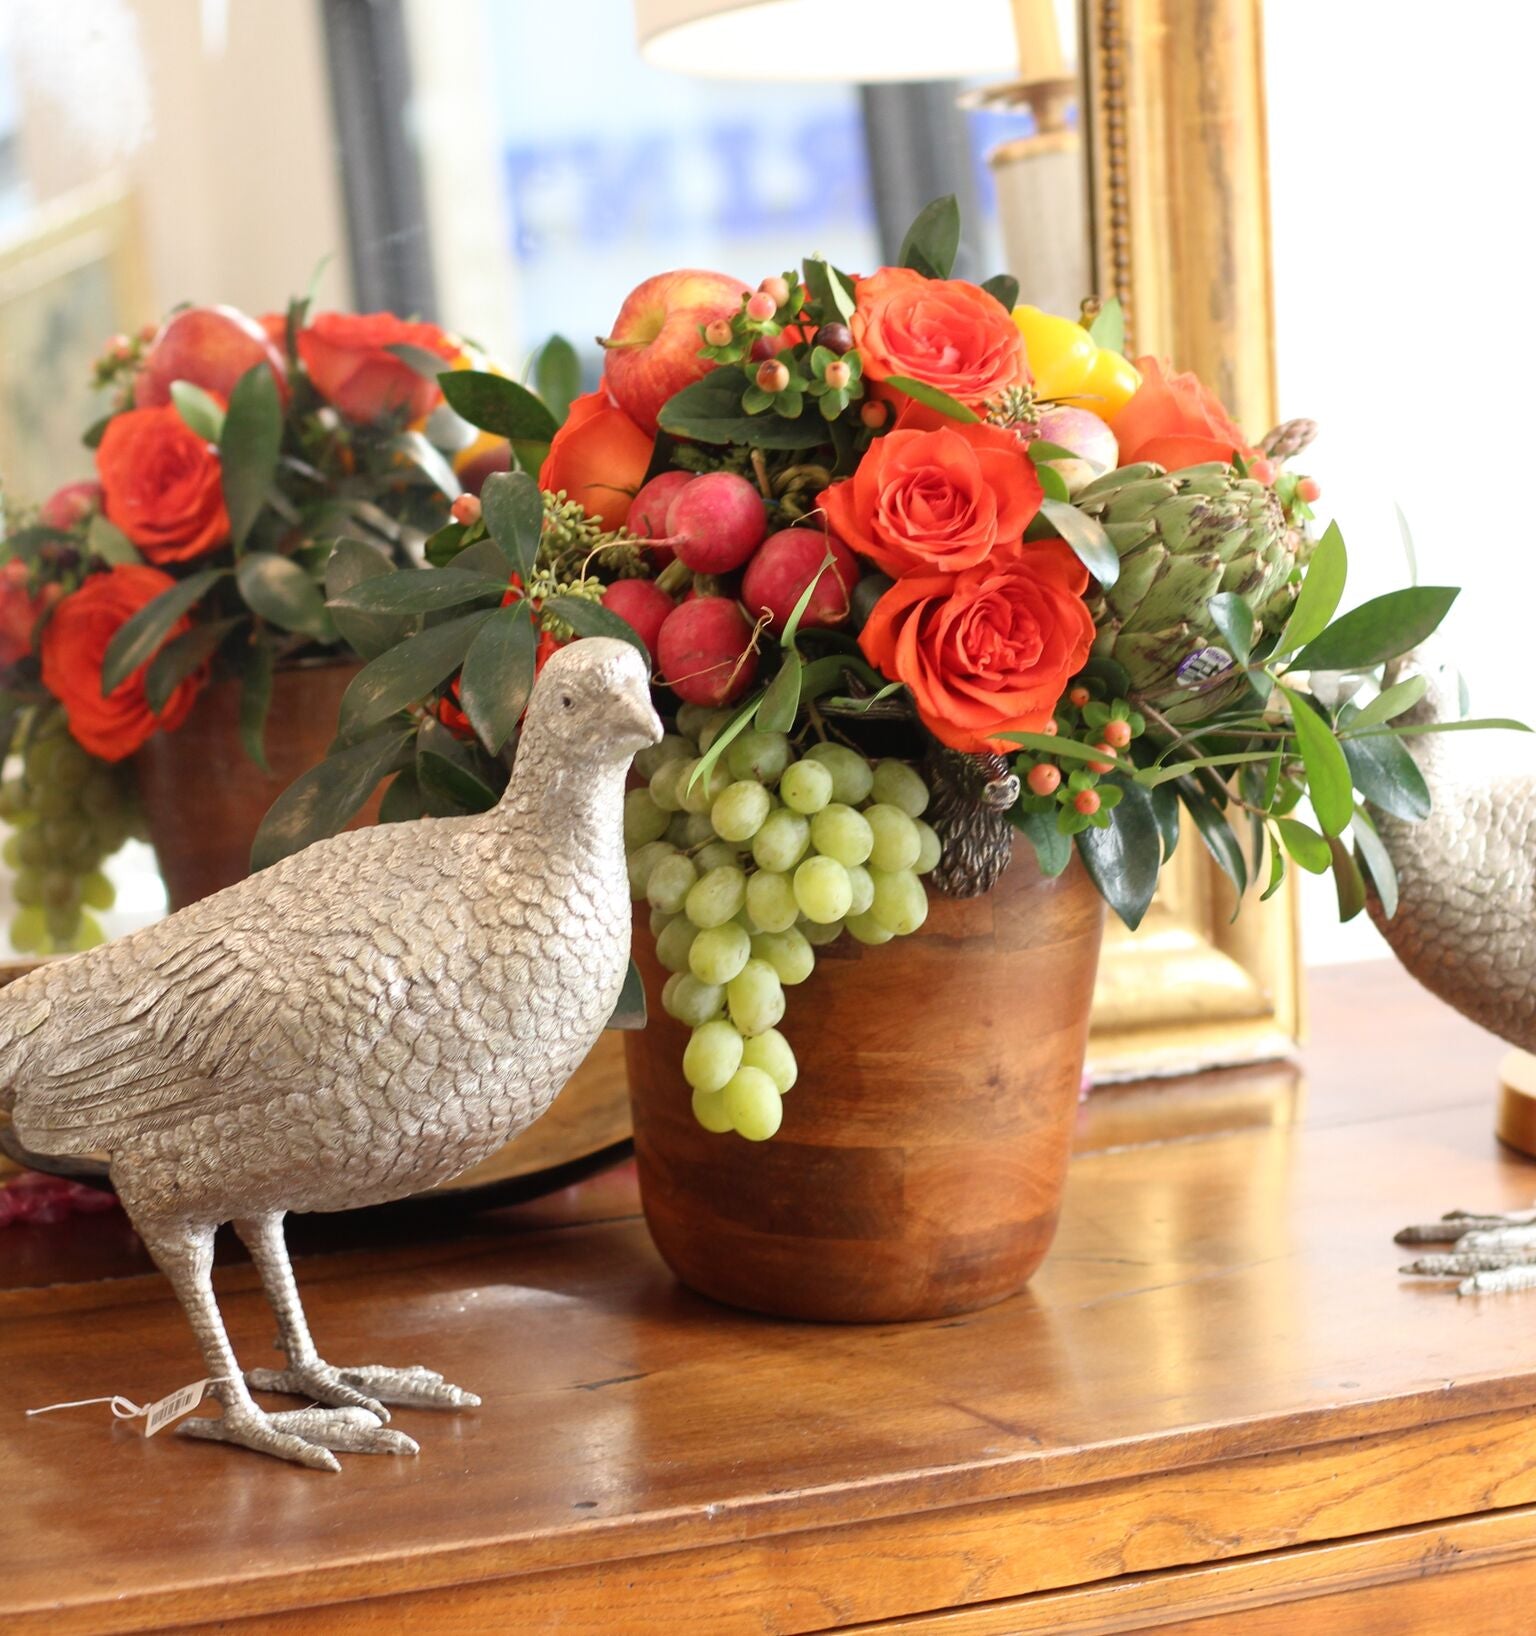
<box><xmin>275</xmin><ymin>195</ymin><xmax>1517</xmax><ymax>1184</ymax></box>
<box><xmin>0</xmin><ymin>292</ymin><xmax>512</xmax><ymax>953</ymax></box>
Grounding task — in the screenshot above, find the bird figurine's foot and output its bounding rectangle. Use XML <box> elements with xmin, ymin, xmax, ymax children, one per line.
<box><xmin>180</xmin><ymin>1403</ymin><xmax>418</xmax><ymax>1471</ymax></box>
<box><xmin>248</xmin><ymin>1359</ymin><xmax>480</xmax><ymax>1413</ymax></box>
<box><xmin>1396</xmin><ymin>1204</ymin><xmax>1536</xmax><ymax>1294</ymax></box>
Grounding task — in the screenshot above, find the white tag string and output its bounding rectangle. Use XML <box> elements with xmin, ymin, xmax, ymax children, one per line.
<box><xmin>27</xmin><ymin>1377</ymin><xmax>228</xmax><ymax>1437</ymax></box>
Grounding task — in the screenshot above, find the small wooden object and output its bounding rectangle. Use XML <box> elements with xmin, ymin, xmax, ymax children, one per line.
<box><xmin>1496</xmin><ymin>1048</ymin><xmax>1536</xmax><ymax>1156</ymax></box>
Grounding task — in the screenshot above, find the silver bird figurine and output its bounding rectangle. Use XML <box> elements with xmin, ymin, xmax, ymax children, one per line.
<box><xmin>0</xmin><ymin>637</ymin><xmax>662</xmax><ymax>1468</ymax></box>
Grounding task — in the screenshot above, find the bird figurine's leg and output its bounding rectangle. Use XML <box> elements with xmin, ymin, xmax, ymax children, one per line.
<box><xmin>238</xmin><ymin>1212</ymin><xmax>481</xmax><ymax>1413</ymax></box>
<box><xmin>1395</xmin><ymin>1205</ymin><xmax>1536</xmax><ymax>1295</ymax></box>
<box><xmin>138</xmin><ymin>1219</ymin><xmax>417</xmax><ymax>1470</ymax></box>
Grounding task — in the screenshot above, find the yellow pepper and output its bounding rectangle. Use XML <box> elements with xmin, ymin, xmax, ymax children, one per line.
<box><xmin>1012</xmin><ymin>305</ymin><xmax>1142</xmax><ymax>423</ymax></box>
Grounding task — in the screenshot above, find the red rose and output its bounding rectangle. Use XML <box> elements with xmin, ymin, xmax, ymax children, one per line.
<box><xmin>819</xmin><ymin>404</ymin><xmax>1042</xmax><ymax>575</ymax></box>
<box><xmin>1114</xmin><ymin>357</ymin><xmax>1260</xmax><ymax>472</ymax></box>
<box><xmin>0</xmin><ymin>560</ymin><xmax>61</xmax><ymax>667</ymax></box>
<box><xmin>858</xmin><ymin>540</ymin><xmax>1095</xmax><ymax>754</ymax></box>
<box><xmin>95</xmin><ymin>406</ymin><xmax>230</xmax><ymax>564</ymax></box>
<box><xmin>40</xmin><ymin>566</ymin><xmax>205</xmax><ymax>760</ymax></box>
<box><xmin>298</xmin><ymin>312</ymin><xmax>458</xmax><ymax>424</ymax></box>
<box><xmin>851</xmin><ymin>268</ymin><xmax>1026</xmax><ymax>408</ymax></box>
<box><xmin>538</xmin><ymin>390</ymin><xmax>653</xmax><ymax>529</ymax></box>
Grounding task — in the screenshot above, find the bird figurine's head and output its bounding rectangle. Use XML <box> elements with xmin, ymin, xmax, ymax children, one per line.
<box><xmin>524</xmin><ymin>636</ymin><xmax>663</xmax><ymax>765</ymax></box>
<box><xmin>1383</xmin><ymin>642</ymin><xmax>1464</xmax><ymax>732</ymax></box>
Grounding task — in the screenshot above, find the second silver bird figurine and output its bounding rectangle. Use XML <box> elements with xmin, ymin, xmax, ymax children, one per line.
<box><xmin>0</xmin><ymin>636</ymin><xmax>662</xmax><ymax>1469</ymax></box>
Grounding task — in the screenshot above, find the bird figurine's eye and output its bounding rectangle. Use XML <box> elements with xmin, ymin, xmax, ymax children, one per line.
<box><xmin>561</xmin><ymin>694</ymin><xmax>573</xmax><ymax>710</ymax></box>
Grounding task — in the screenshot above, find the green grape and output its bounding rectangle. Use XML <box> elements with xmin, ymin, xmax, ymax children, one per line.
<box><xmin>683</xmin><ymin>1017</ymin><xmax>744</xmax><ymax>1092</ymax></box>
<box><xmin>691</xmin><ymin>1085</ymin><xmax>735</xmax><ymax>1134</ymax></box>
<box><xmin>648</xmin><ymin>759</ymin><xmax>689</xmax><ymax>813</ymax></box>
<box><xmin>745</xmin><ymin>870</ymin><xmax>799</xmax><ymax>934</ymax></box>
<box><xmin>798</xmin><ymin>916</ymin><xmax>844</xmax><ymax>947</ymax></box>
<box><xmin>678</xmin><ymin>758</ymin><xmax>732</xmax><ymax>815</ymax></box>
<box><xmin>79</xmin><ymin>769</ymin><xmax>120</xmax><ymax>820</ymax></box>
<box><xmin>734</xmin><ymin>902</ymin><xmax>763</xmax><ymax>937</ymax></box>
<box><xmin>624</xmin><ymin>789</ymin><xmax>670</xmax><ymax>848</ymax></box>
<box><xmin>688</xmin><ymin>922</ymin><xmax>751</xmax><ymax>985</ymax></box>
<box><xmin>23</xmin><ymin>739</ymin><xmax>60</xmax><ymax>785</ymax></box>
<box><xmin>635</xmin><ymin>732</ymin><xmax>691</xmax><ymax>782</ymax></box>
<box><xmin>846</xmin><ymin>863</ymin><xmax>875</xmax><ymax>918</ymax></box>
<box><xmin>648</xmin><ymin>905</ymin><xmax>674</xmax><ymax>939</ymax></box>
<box><xmin>871</xmin><ymin>758</ymin><xmax>929</xmax><ymax>817</ymax></box>
<box><xmin>11</xmin><ymin>869</ymin><xmax>43</xmax><ymax>907</ymax></box>
<box><xmin>1</xmin><ymin>835</ymin><xmax>20</xmax><ymax>869</ymax></box>
<box><xmin>679</xmin><ymin>812</ymin><xmax>717</xmax><ymax>848</ymax></box>
<box><xmin>14</xmin><ymin>827</ymin><xmax>49</xmax><ymax>870</ymax></box>
<box><xmin>809</xmin><ymin>802</ymin><xmax>873</xmax><ymax>867</ymax></box>
<box><xmin>793</xmin><ymin>855</ymin><xmax>852</xmax><ymax>923</ymax></box>
<box><xmin>0</xmin><ymin>779</ymin><xmax>23</xmax><ymax>821</ymax></box>
<box><xmin>646</xmin><ymin>852</ymin><xmax>699</xmax><ymax>915</ymax></box>
<box><xmin>674</xmin><ymin>702</ymin><xmax>713</xmax><ymax>740</ymax></box>
<box><xmin>779</xmin><ymin>759</ymin><xmax>833</xmax><ymax>815</ymax></box>
<box><xmin>726</xmin><ymin>958</ymin><xmax>785</xmax><ymax>1037</ymax></box>
<box><xmin>864</xmin><ymin>803</ymin><xmax>922</xmax><ymax>872</ymax></box>
<box><xmin>710</xmin><ymin>780</ymin><xmax>771</xmax><ymax>844</ymax></box>
<box><xmin>33</xmin><ymin>782</ymin><xmax>77</xmax><ymax>820</ymax></box>
<box><xmin>664</xmin><ymin>814</ymin><xmax>693</xmax><ymax>848</ymax></box>
<box><xmin>693</xmin><ymin>839</ymin><xmax>740</xmax><ymax>874</ymax></box>
<box><xmin>725</xmin><ymin>730</ymin><xmax>791</xmax><ymax>785</ymax></box>
<box><xmin>626</xmin><ymin>840</ymin><xmax>675</xmax><ymax>899</ymax></box>
<box><xmin>696</xmin><ymin>710</ymin><xmax>735</xmax><ymax>752</ymax></box>
<box><xmin>80</xmin><ymin>870</ymin><xmax>115</xmax><ymax>911</ymax></box>
<box><xmin>10</xmin><ymin>905</ymin><xmax>47</xmax><ymax>953</ymax></box>
<box><xmin>44</xmin><ymin>905</ymin><xmax>77</xmax><ymax>942</ymax></box>
<box><xmin>741</xmin><ymin>1028</ymin><xmax>797</xmax><ymax>1094</ymax></box>
<box><xmin>684</xmin><ymin>864</ymin><xmax>746</xmax><ymax>929</ymax></box>
<box><xmin>751</xmin><ymin>808</ymin><xmax>809</xmax><ymax>873</ymax></box>
<box><xmin>751</xmin><ymin>927</ymin><xmax>816</xmax><ymax>984</ymax></box>
<box><xmin>846</xmin><ymin>910</ymin><xmax>895</xmax><ymax>945</ymax></box>
<box><xmin>869</xmin><ymin>868</ymin><xmax>928</xmax><ymax>936</ymax></box>
<box><xmin>722</xmin><ymin>1066</ymin><xmax>783</xmax><ymax>1141</ymax></box>
<box><xmin>914</xmin><ymin>819</ymin><xmax>942</xmax><ymax>875</ymax></box>
<box><xmin>663</xmin><ymin>972</ymin><xmax>726</xmax><ymax>1027</ymax></box>
<box><xmin>806</xmin><ymin>741</ymin><xmax>874</xmax><ymax>805</ymax></box>
<box><xmin>655</xmin><ymin>914</ymin><xmax>699</xmax><ymax>974</ymax></box>
<box><xmin>69</xmin><ymin>913</ymin><xmax>106</xmax><ymax>952</ymax></box>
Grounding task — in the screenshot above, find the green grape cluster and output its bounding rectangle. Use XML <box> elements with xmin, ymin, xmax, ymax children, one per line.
<box><xmin>0</xmin><ymin>717</ymin><xmax>135</xmax><ymax>955</ymax></box>
<box><xmin>623</xmin><ymin>707</ymin><xmax>940</xmax><ymax>1142</ymax></box>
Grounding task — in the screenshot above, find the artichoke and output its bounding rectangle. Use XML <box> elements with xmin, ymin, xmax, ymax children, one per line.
<box><xmin>1074</xmin><ymin>461</ymin><xmax>1308</xmax><ymax>724</ymax></box>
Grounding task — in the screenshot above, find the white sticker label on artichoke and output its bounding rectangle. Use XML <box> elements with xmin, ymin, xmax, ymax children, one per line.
<box><xmin>1176</xmin><ymin>646</ymin><xmax>1235</xmax><ymax>685</ymax></box>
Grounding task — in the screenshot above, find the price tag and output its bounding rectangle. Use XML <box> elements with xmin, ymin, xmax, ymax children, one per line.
<box><xmin>27</xmin><ymin>1377</ymin><xmax>226</xmax><ymax>1437</ymax></box>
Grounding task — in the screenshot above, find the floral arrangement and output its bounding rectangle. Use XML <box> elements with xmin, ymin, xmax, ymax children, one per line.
<box><xmin>0</xmin><ymin>293</ymin><xmax>533</xmax><ymax>954</ymax></box>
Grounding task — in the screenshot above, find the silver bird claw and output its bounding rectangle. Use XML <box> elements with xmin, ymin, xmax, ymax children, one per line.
<box><xmin>180</xmin><ymin>1404</ymin><xmax>417</xmax><ymax>1470</ymax></box>
<box><xmin>249</xmin><ymin>1360</ymin><xmax>479</xmax><ymax>1412</ymax></box>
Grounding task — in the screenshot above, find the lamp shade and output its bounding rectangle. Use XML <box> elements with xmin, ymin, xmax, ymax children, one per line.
<box><xmin>635</xmin><ymin>0</ymin><xmax>1020</xmax><ymax>82</ymax></box>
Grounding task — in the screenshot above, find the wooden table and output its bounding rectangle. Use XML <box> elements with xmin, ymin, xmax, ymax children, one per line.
<box><xmin>6</xmin><ymin>961</ymin><xmax>1536</xmax><ymax>1634</ymax></box>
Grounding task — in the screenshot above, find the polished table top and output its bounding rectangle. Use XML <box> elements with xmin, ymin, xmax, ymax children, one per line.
<box><xmin>4</xmin><ymin>961</ymin><xmax>1535</xmax><ymax>1634</ymax></box>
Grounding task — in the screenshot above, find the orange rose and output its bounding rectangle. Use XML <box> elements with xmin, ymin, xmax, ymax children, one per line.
<box><xmin>297</xmin><ymin>312</ymin><xmax>457</xmax><ymax>424</ymax></box>
<box><xmin>538</xmin><ymin>390</ymin><xmax>653</xmax><ymax>529</ymax></box>
<box><xmin>819</xmin><ymin>406</ymin><xmax>1042</xmax><ymax>575</ymax></box>
<box><xmin>852</xmin><ymin>267</ymin><xmax>1026</xmax><ymax>407</ymax></box>
<box><xmin>859</xmin><ymin>541</ymin><xmax>1095</xmax><ymax>754</ymax></box>
<box><xmin>96</xmin><ymin>406</ymin><xmax>230</xmax><ymax>564</ymax></box>
<box><xmin>1114</xmin><ymin>357</ymin><xmax>1259</xmax><ymax>472</ymax></box>
<box><xmin>0</xmin><ymin>560</ymin><xmax>61</xmax><ymax>667</ymax></box>
<box><xmin>40</xmin><ymin>566</ymin><xmax>205</xmax><ymax>760</ymax></box>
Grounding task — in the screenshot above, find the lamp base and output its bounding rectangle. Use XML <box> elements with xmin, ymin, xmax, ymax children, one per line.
<box><xmin>1495</xmin><ymin>1050</ymin><xmax>1536</xmax><ymax>1157</ymax></box>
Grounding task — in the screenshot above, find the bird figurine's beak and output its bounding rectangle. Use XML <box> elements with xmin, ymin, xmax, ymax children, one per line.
<box><xmin>625</xmin><ymin>690</ymin><xmax>666</xmax><ymax>751</ymax></box>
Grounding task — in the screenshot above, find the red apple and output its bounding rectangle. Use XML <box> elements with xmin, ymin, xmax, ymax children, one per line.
<box><xmin>135</xmin><ymin>304</ymin><xmax>289</xmax><ymax>409</ymax></box>
<box><xmin>742</xmin><ymin>528</ymin><xmax>858</xmax><ymax>631</ymax></box>
<box><xmin>600</xmin><ymin>270</ymin><xmax>749</xmax><ymax>435</ymax></box>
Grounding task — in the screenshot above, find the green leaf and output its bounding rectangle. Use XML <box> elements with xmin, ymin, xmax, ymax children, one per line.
<box><xmin>1150</xmin><ymin>782</ymin><xmax>1181</xmax><ymax>861</ymax></box>
<box><xmin>1394</xmin><ymin>502</ymin><xmax>1418</xmax><ymax>586</ymax></box>
<box><xmin>1034</xmin><ymin>463</ymin><xmax>1070</xmax><ymax>503</ymax></box>
<box><xmin>378</xmin><ymin>767</ymin><xmax>425</xmax><ymax>824</ymax></box>
<box><xmin>1086</xmin><ymin>298</ymin><xmax>1125</xmax><ymax>355</ymax></box>
<box><xmin>86</xmin><ymin>513</ymin><xmax>141</xmax><ymax>567</ymax></box>
<box><xmin>325</xmin><ymin>539</ymin><xmax>406</xmax><ymax>661</ymax></box>
<box><xmin>687</xmin><ymin>695</ymin><xmax>762</xmax><ymax>793</ymax></box>
<box><xmin>898</xmin><ymin>194</ymin><xmax>961</xmax><ymax>279</ymax></box>
<box><xmin>101</xmin><ymin>568</ymin><xmax>227</xmax><ymax>694</ymax></box>
<box><xmin>545</xmin><ymin>594</ymin><xmax>650</xmax><ymax>657</ymax></box>
<box><xmin>144</xmin><ymin>617</ymin><xmax>237</xmax><ymax>714</ymax></box>
<box><xmin>1341</xmin><ymin>730</ymin><xmax>1431</xmax><ymax>821</ymax></box>
<box><xmin>1354</xmin><ymin>716</ymin><xmax>1530</xmax><ymax>740</ymax></box>
<box><xmin>1184</xmin><ymin>790</ymin><xmax>1248</xmax><ymax>901</ymax></box>
<box><xmin>1282</xmin><ymin>687</ymin><xmax>1354</xmax><ymax>836</ymax></box>
<box><xmin>250</xmin><ymin>725</ymin><xmax>414</xmax><ymax>872</ymax></box>
<box><xmin>606</xmin><ymin>958</ymin><xmax>648</xmax><ymax>1031</ymax></box>
<box><xmin>390</xmin><ymin>430</ymin><xmax>462</xmax><ymax>500</ymax></box>
<box><xmin>1348</xmin><ymin>675</ymin><xmax>1427</xmax><ymax>730</ymax></box>
<box><xmin>1260</xmin><ymin>832</ymin><xmax>1287</xmax><ymax>902</ymax></box>
<box><xmin>236</xmin><ymin>552</ymin><xmax>332</xmax><ymax>640</ymax></box>
<box><xmin>1207</xmin><ymin>592</ymin><xmax>1255</xmax><ymax>666</ymax></box>
<box><xmin>1039</xmin><ymin>498</ymin><xmax>1119</xmax><ymax>588</ymax></box>
<box><xmin>1290</xmin><ymin>585</ymin><xmax>1459</xmax><ymax>672</ymax></box>
<box><xmin>1008</xmin><ymin>805</ymin><xmax>1073</xmax><ymax>877</ymax></box>
<box><xmin>481</xmin><ymin>470</ymin><xmax>545</xmax><ymax>582</ymax></box>
<box><xmin>1075</xmin><ymin>779</ymin><xmax>1162</xmax><ymax>930</ymax></box>
<box><xmin>219</xmin><ymin>364</ymin><xmax>283</xmax><ymax>549</ymax></box>
<box><xmin>1275</xmin><ymin>520</ymin><xmax>1347</xmax><ymax>656</ymax></box>
<box><xmin>416</xmin><ymin>716</ymin><xmax>502</xmax><ymax>812</ymax></box>
<box><xmin>802</xmin><ymin>257</ymin><xmax>856</xmax><ymax>323</ymax></box>
<box><xmin>1328</xmin><ymin>834</ymin><xmax>1367</xmax><ymax>922</ymax></box>
<box><xmin>755</xmin><ymin>655</ymin><xmax>802</xmax><ymax>733</ymax></box>
<box><xmin>438</xmin><ymin>369</ymin><xmax>558</xmax><ymax>442</ymax></box>
<box><xmin>330</xmin><ymin>567</ymin><xmax>509</xmax><ymax>616</ymax></box>
<box><xmin>1275</xmin><ymin>816</ymin><xmax>1331</xmax><ymax>874</ymax></box>
<box><xmin>659</xmin><ymin>368</ymin><xmax>828</xmax><ymax>449</ymax></box>
<box><xmin>980</xmin><ymin>273</ymin><xmax>1019</xmax><ymax>311</ymax></box>
<box><xmin>336</xmin><ymin>609</ymin><xmax>494</xmax><ymax>744</ymax></box>
<box><xmin>1352</xmin><ymin>807</ymin><xmax>1398</xmax><ymax>918</ymax></box>
<box><xmin>780</xmin><ymin>550</ymin><xmax>836</xmax><ymax>649</ymax></box>
<box><xmin>883</xmin><ymin>375</ymin><xmax>980</xmax><ymax>424</ymax></box>
<box><xmin>1136</xmin><ymin>749</ymin><xmax>1278</xmax><ymax>789</ymax></box>
<box><xmin>998</xmin><ymin>731</ymin><xmax>1137</xmax><ymax>775</ymax></box>
<box><xmin>239</xmin><ymin>633</ymin><xmax>275</xmax><ymax>773</ymax></box>
<box><xmin>170</xmin><ymin>380</ymin><xmax>225</xmax><ymax>442</ymax></box>
<box><xmin>534</xmin><ymin>335</ymin><xmax>581</xmax><ymax>427</ymax></box>
<box><xmin>423</xmin><ymin>521</ymin><xmax>469</xmax><ymax>568</ymax></box>
<box><xmin>458</xmin><ymin>602</ymin><xmax>537</xmax><ymax>754</ymax></box>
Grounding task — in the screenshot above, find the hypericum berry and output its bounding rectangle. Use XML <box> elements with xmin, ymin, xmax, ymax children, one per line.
<box><xmin>1074</xmin><ymin>789</ymin><xmax>1102</xmax><ymax>815</ymax></box>
<box><xmin>758</xmin><ymin>275</ymin><xmax>791</xmax><ymax>308</ymax></box>
<box><xmin>1043</xmin><ymin>718</ymin><xmax>1060</xmax><ymax>736</ymax></box>
<box><xmin>1027</xmin><ymin>763</ymin><xmax>1062</xmax><ymax>796</ymax></box>
<box><xmin>1249</xmin><ymin>456</ymin><xmax>1277</xmax><ymax>485</ymax></box>
<box><xmin>860</xmin><ymin>399</ymin><xmax>888</xmax><ymax>429</ymax></box>
<box><xmin>756</xmin><ymin>359</ymin><xmax>790</xmax><ymax>394</ymax></box>
<box><xmin>1086</xmin><ymin>743</ymin><xmax>1116</xmax><ymax>774</ymax></box>
<box><xmin>746</xmin><ymin>290</ymin><xmax>778</xmax><ymax>322</ymax></box>
<box><xmin>1068</xmin><ymin>685</ymin><xmax>1091</xmax><ymax>708</ymax></box>
<box><xmin>450</xmin><ymin>493</ymin><xmax>482</xmax><ymax>526</ymax></box>
<box><xmin>110</xmin><ymin>334</ymin><xmax>133</xmax><ymax>361</ymax></box>
<box><xmin>824</xmin><ymin>360</ymin><xmax>851</xmax><ymax>390</ymax></box>
<box><xmin>1297</xmin><ymin>475</ymin><xmax>1322</xmax><ymax>503</ymax></box>
<box><xmin>815</xmin><ymin>322</ymin><xmax>854</xmax><ymax>355</ymax></box>
<box><xmin>749</xmin><ymin>336</ymin><xmax>776</xmax><ymax>362</ymax></box>
<box><xmin>1101</xmin><ymin>718</ymin><xmax>1133</xmax><ymax>748</ymax></box>
<box><xmin>704</xmin><ymin>318</ymin><xmax>734</xmax><ymax>348</ymax></box>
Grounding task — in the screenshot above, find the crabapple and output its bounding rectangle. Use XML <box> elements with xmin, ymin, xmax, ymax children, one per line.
<box><xmin>657</xmin><ymin>596</ymin><xmax>760</xmax><ymax>706</ymax></box>
<box><xmin>662</xmin><ymin>473</ymin><xmax>767</xmax><ymax>573</ymax></box>
<box><xmin>741</xmin><ymin>529</ymin><xmax>857</xmax><ymax>631</ymax></box>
